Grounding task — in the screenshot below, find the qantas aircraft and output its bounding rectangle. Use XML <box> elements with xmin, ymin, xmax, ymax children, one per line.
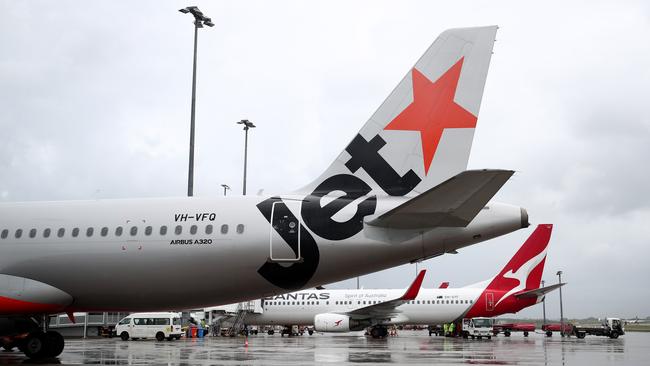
<box><xmin>0</xmin><ymin>26</ymin><xmax>529</xmax><ymax>358</ymax></box>
<box><xmin>241</xmin><ymin>225</ymin><xmax>559</xmax><ymax>338</ymax></box>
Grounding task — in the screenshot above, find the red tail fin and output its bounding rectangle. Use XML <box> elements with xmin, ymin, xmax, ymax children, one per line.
<box><xmin>489</xmin><ymin>224</ymin><xmax>552</xmax><ymax>295</ymax></box>
<box><xmin>465</xmin><ymin>224</ymin><xmax>553</xmax><ymax>317</ymax></box>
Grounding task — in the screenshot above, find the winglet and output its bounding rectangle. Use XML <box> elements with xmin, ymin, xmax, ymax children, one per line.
<box><xmin>439</xmin><ymin>282</ymin><xmax>450</xmax><ymax>289</ymax></box>
<box><xmin>400</xmin><ymin>270</ymin><xmax>426</xmax><ymax>300</ymax></box>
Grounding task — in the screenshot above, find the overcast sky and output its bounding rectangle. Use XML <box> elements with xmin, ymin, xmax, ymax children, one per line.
<box><xmin>1</xmin><ymin>0</ymin><xmax>649</xmax><ymax>319</ymax></box>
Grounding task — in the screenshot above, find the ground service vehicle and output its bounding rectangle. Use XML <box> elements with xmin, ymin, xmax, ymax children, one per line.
<box><xmin>541</xmin><ymin>323</ymin><xmax>573</xmax><ymax>337</ymax></box>
<box><xmin>572</xmin><ymin>318</ymin><xmax>625</xmax><ymax>339</ymax></box>
<box><xmin>461</xmin><ymin>318</ymin><xmax>493</xmax><ymax>339</ymax></box>
<box><xmin>493</xmin><ymin>322</ymin><xmax>536</xmax><ymax>337</ymax></box>
<box><xmin>115</xmin><ymin>313</ymin><xmax>182</xmax><ymax>341</ymax></box>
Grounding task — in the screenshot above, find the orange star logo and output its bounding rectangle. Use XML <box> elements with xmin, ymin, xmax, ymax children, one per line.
<box><xmin>384</xmin><ymin>58</ymin><xmax>477</xmax><ymax>175</ymax></box>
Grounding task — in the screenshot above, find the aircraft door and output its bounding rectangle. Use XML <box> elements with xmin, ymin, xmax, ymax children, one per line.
<box><xmin>485</xmin><ymin>292</ymin><xmax>495</xmax><ymax>312</ymax></box>
<box><xmin>269</xmin><ymin>200</ymin><xmax>302</xmax><ymax>263</ymax></box>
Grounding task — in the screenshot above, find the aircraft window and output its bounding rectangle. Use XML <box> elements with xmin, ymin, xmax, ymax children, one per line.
<box><xmin>43</xmin><ymin>228</ymin><xmax>51</xmax><ymax>238</ymax></box>
<box><xmin>115</xmin><ymin>226</ymin><xmax>123</xmax><ymax>236</ymax></box>
<box><xmin>72</xmin><ymin>228</ymin><xmax>79</xmax><ymax>237</ymax></box>
<box><xmin>29</xmin><ymin>228</ymin><xmax>37</xmax><ymax>238</ymax></box>
<box><xmin>160</xmin><ymin>226</ymin><xmax>167</xmax><ymax>235</ymax></box>
<box><xmin>236</xmin><ymin>224</ymin><xmax>244</xmax><ymax>234</ymax></box>
<box><xmin>326</xmin><ymin>301</ymin><xmax>329</xmax><ymax>305</ymax></box>
<box><xmin>302</xmin><ymin>301</ymin><xmax>305</xmax><ymax>305</ymax></box>
<box><xmin>221</xmin><ymin>224</ymin><xmax>228</xmax><ymax>234</ymax></box>
<box><xmin>317</xmin><ymin>301</ymin><xmax>320</xmax><ymax>305</ymax></box>
<box><xmin>15</xmin><ymin>229</ymin><xmax>23</xmax><ymax>239</ymax></box>
<box><xmin>416</xmin><ymin>301</ymin><xmax>420</xmax><ymax>304</ymax></box>
<box><xmin>205</xmin><ymin>225</ymin><xmax>213</xmax><ymax>234</ymax></box>
<box><xmin>175</xmin><ymin>225</ymin><xmax>182</xmax><ymax>235</ymax></box>
<box><xmin>130</xmin><ymin>226</ymin><xmax>137</xmax><ymax>236</ymax></box>
<box><xmin>144</xmin><ymin>226</ymin><xmax>152</xmax><ymax>236</ymax></box>
<box><xmin>57</xmin><ymin>228</ymin><xmax>65</xmax><ymax>238</ymax></box>
<box><xmin>1</xmin><ymin>229</ymin><xmax>7</xmax><ymax>239</ymax></box>
<box><xmin>470</xmin><ymin>300</ymin><xmax>473</xmax><ymax>304</ymax></box>
<box><xmin>101</xmin><ymin>227</ymin><xmax>108</xmax><ymax>237</ymax></box>
<box><xmin>190</xmin><ymin>225</ymin><xmax>197</xmax><ymax>235</ymax></box>
<box><xmin>86</xmin><ymin>227</ymin><xmax>94</xmax><ymax>237</ymax></box>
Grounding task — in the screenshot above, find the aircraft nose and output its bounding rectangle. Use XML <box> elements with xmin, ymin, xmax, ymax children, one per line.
<box><xmin>520</xmin><ymin>207</ymin><xmax>530</xmax><ymax>228</ymax></box>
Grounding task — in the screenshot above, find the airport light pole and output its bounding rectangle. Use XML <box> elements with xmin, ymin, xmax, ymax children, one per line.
<box><xmin>237</xmin><ymin>119</ymin><xmax>256</xmax><ymax>195</ymax></box>
<box><xmin>541</xmin><ymin>280</ymin><xmax>547</xmax><ymax>326</ymax></box>
<box><xmin>221</xmin><ymin>184</ymin><xmax>230</xmax><ymax>196</ymax></box>
<box><xmin>179</xmin><ymin>6</ymin><xmax>214</xmax><ymax>197</ymax></box>
<box><xmin>557</xmin><ymin>271</ymin><xmax>565</xmax><ymax>337</ymax></box>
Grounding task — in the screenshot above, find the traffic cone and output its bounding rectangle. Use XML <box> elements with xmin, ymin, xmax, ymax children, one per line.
<box><xmin>244</xmin><ymin>336</ymin><xmax>249</xmax><ymax>347</ymax></box>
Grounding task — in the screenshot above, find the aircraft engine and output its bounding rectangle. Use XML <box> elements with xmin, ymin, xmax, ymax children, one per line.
<box><xmin>314</xmin><ymin>313</ymin><xmax>370</xmax><ymax>332</ymax></box>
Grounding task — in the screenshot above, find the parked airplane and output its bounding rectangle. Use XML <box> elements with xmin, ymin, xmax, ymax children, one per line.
<box><xmin>0</xmin><ymin>26</ymin><xmax>528</xmax><ymax>358</ymax></box>
<box><xmin>239</xmin><ymin>224</ymin><xmax>558</xmax><ymax>338</ymax></box>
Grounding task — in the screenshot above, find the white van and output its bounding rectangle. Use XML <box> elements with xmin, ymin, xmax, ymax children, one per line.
<box><xmin>115</xmin><ymin>312</ymin><xmax>183</xmax><ymax>341</ymax></box>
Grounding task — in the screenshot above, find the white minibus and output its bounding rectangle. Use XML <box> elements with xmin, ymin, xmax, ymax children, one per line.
<box><xmin>115</xmin><ymin>312</ymin><xmax>182</xmax><ymax>341</ymax></box>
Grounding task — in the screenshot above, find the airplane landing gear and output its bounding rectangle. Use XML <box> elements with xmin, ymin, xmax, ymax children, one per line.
<box><xmin>369</xmin><ymin>326</ymin><xmax>388</xmax><ymax>339</ymax></box>
<box><xmin>1</xmin><ymin>317</ymin><xmax>65</xmax><ymax>359</ymax></box>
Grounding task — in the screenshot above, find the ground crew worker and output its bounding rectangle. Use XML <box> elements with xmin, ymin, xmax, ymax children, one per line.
<box><xmin>449</xmin><ymin>322</ymin><xmax>456</xmax><ymax>337</ymax></box>
<box><xmin>443</xmin><ymin>323</ymin><xmax>449</xmax><ymax>336</ymax></box>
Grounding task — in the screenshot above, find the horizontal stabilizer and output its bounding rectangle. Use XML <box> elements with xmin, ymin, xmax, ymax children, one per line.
<box><xmin>367</xmin><ymin>169</ymin><xmax>514</xmax><ymax>229</ymax></box>
<box><xmin>515</xmin><ymin>283</ymin><xmax>565</xmax><ymax>299</ymax></box>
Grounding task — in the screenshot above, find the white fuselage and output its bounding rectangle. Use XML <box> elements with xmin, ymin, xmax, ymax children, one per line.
<box><xmin>0</xmin><ymin>195</ymin><xmax>522</xmax><ymax>312</ymax></box>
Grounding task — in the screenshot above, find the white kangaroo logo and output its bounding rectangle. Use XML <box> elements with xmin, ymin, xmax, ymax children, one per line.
<box><xmin>494</xmin><ymin>248</ymin><xmax>547</xmax><ymax>307</ymax></box>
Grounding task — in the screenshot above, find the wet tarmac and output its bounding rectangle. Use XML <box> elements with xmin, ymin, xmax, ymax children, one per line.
<box><xmin>1</xmin><ymin>330</ymin><xmax>647</xmax><ymax>365</ymax></box>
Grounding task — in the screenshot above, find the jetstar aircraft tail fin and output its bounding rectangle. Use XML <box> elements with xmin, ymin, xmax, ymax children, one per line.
<box><xmin>299</xmin><ymin>26</ymin><xmax>498</xmax><ymax>197</ymax></box>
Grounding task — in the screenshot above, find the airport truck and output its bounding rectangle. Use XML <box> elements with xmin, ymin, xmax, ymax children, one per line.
<box><xmin>571</xmin><ymin>318</ymin><xmax>625</xmax><ymax>339</ymax></box>
<box><xmin>461</xmin><ymin>318</ymin><xmax>493</xmax><ymax>339</ymax></box>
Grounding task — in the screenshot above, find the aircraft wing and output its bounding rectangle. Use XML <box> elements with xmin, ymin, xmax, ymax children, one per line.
<box><xmin>344</xmin><ymin>270</ymin><xmax>426</xmax><ymax>320</ymax></box>
<box><xmin>366</xmin><ymin>169</ymin><xmax>514</xmax><ymax>229</ymax></box>
<box><xmin>515</xmin><ymin>283</ymin><xmax>566</xmax><ymax>299</ymax></box>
